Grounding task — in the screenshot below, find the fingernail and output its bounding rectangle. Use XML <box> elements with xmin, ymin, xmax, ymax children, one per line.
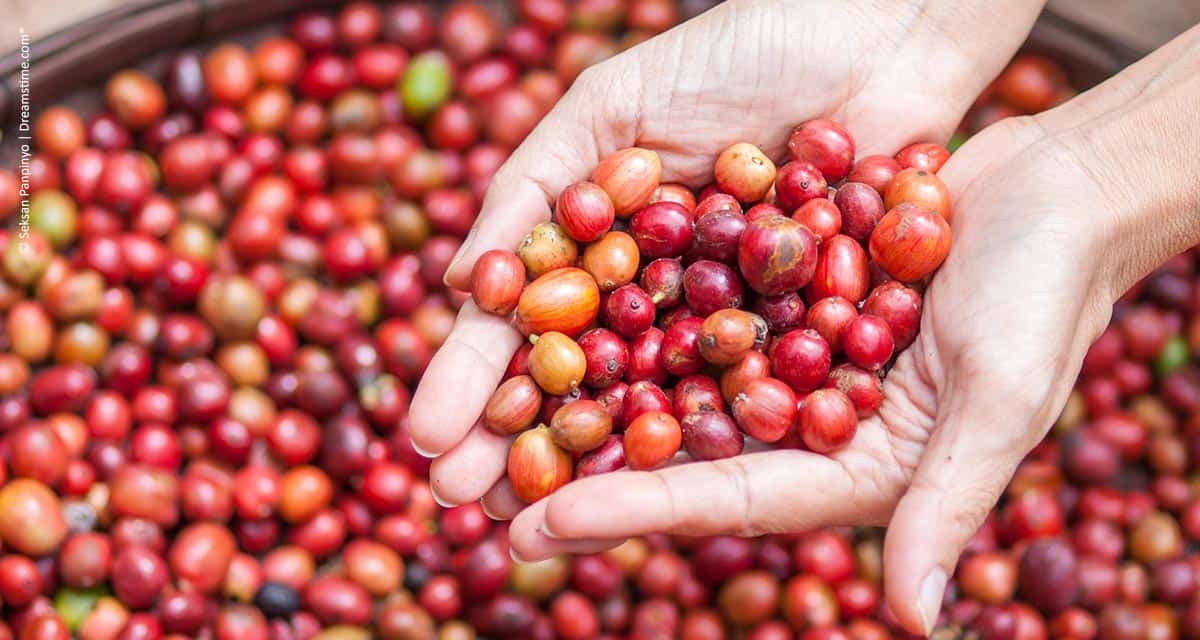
<box><xmin>509</xmin><ymin>547</ymin><xmax>528</xmax><ymax>563</ymax></box>
<box><xmin>918</xmin><ymin>568</ymin><xmax>947</xmax><ymax>635</ymax></box>
<box><xmin>428</xmin><ymin>484</ymin><xmax>457</xmax><ymax>509</ymax></box>
<box><xmin>444</xmin><ymin>228</ymin><xmax>476</xmax><ymax>284</ymax></box>
<box><xmin>538</xmin><ymin>522</ymin><xmax>560</xmax><ymax>539</ymax></box>
<box><xmin>411</xmin><ymin>441</ymin><xmax>440</xmax><ymax>459</ymax></box>
<box><xmin>480</xmin><ymin>500</ymin><xmax>501</xmax><ymax>521</ymax></box>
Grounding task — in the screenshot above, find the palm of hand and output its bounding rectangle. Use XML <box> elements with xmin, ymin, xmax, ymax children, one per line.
<box><xmin>412</xmin><ymin>0</ymin><xmax>982</xmax><ymax>510</ymax></box>
<box><xmin>502</xmin><ymin>120</ymin><xmax>1112</xmax><ymax>633</ymax></box>
<box><xmin>410</xmin><ymin>0</ymin><xmax>975</xmax><ymax>491</ymax></box>
<box><xmin>579</xmin><ymin>0</ymin><xmax>967</xmax><ymax>182</ymax></box>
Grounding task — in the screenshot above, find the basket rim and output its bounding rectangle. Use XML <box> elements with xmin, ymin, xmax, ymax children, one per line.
<box><xmin>1</xmin><ymin>0</ymin><xmax>181</xmax><ymax>77</ymax></box>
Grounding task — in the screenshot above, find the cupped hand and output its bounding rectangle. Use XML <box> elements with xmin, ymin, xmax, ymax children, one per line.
<box><xmin>501</xmin><ymin>113</ymin><xmax>1117</xmax><ymax>634</ymax></box>
<box><xmin>408</xmin><ymin>0</ymin><xmax>1051</xmax><ymax>633</ymax></box>
<box><xmin>410</xmin><ymin>0</ymin><xmax>1037</xmax><ymax>481</ymax></box>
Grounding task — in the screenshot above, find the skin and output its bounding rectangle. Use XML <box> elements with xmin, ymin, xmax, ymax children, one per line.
<box><xmin>411</xmin><ymin>0</ymin><xmax>1200</xmax><ymax>634</ymax></box>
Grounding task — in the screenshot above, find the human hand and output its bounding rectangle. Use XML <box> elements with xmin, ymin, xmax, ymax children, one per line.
<box><xmin>408</xmin><ymin>0</ymin><xmax>1053</xmax><ymax>632</ymax></box>
<box><xmin>501</xmin><ymin>20</ymin><xmax>1200</xmax><ymax>634</ymax></box>
<box><xmin>495</xmin><ymin>111</ymin><xmax>1117</xmax><ymax>634</ymax></box>
<box><xmin>409</xmin><ymin>0</ymin><xmax>1047</xmax><ymax>495</ymax></box>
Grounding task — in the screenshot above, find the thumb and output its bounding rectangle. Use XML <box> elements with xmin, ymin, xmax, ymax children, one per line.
<box><xmin>882</xmin><ymin>376</ymin><xmax>1052</xmax><ymax>636</ymax></box>
<box><xmin>442</xmin><ymin>67</ymin><xmax>627</xmax><ymax>291</ymax></box>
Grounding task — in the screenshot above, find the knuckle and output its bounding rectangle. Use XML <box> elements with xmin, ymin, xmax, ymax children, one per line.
<box><xmin>712</xmin><ymin>458</ymin><xmax>760</xmax><ymax>537</ymax></box>
<box><xmin>910</xmin><ymin>472</ymin><xmax>1002</xmax><ymax>543</ymax></box>
<box><xmin>951</xmin><ymin>482</ymin><xmax>1000</xmax><ymax>532</ymax></box>
<box><xmin>444</xmin><ymin>335</ymin><xmax>506</xmax><ymax>382</ymax></box>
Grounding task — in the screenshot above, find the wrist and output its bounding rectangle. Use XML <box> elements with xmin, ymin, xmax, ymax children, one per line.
<box><xmin>1044</xmin><ymin>52</ymin><xmax>1200</xmax><ymax>302</ymax></box>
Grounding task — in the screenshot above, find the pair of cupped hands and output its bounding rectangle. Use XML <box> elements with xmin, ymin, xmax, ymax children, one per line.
<box><xmin>408</xmin><ymin>0</ymin><xmax>1153</xmax><ymax>634</ymax></box>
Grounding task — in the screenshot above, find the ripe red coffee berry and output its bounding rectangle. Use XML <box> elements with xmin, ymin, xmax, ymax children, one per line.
<box><xmin>694</xmin><ymin>192</ymin><xmax>741</xmax><ymax>218</ymax></box>
<box><xmin>471</xmin><ymin>249</ymin><xmax>526</xmax><ymax>315</ymax></box>
<box><xmin>798</xmin><ymin>388</ymin><xmax>857</xmax><ymax>453</ymax></box>
<box><xmin>806</xmin><ymin>234</ymin><xmax>869</xmax><ymax>303</ymax></box>
<box><xmin>787</xmin><ymin>118</ymin><xmax>855</xmax><ymax>183</ymax></box>
<box><xmin>640</xmin><ymin>258</ymin><xmax>684</xmax><ymax>308</ymax></box>
<box><xmin>774</xmin><ymin>161</ymin><xmax>828</xmax><ymax>211</ymax></box>
<box><xmin>556</xmin><ymin>181</ymin><xmax>615</xmax><ymax>242</ymax></box>
<box><xmin>623</xmin><ymin>380</ymin><xmax>672</xmax><ymax>428</ymax></box>
<box><xmin>895</xmin><ymin>142</ymin><xmax>951</xmax><ymax>173</ymax></box>
<box><xmin>869</xmin><ymin>203</ymin><xmax>952</xmax><ymax>282</ymax></box>
<box><xmin>508</xmin><ymin>426</ymin><xmax>572</xmax><ymax>503</ymax></box>
<box><xmin>591</xmin><ymin>147</ymin><xmax>662</xmax><ymax>217</ymax></box>
<box><xmin>824</xmin><ymin>364</ymin><xmax>883</xmax><ymax>418</ymax></box>
<box><xmin>681</xmin><ymin>412</ymin><xmax>744</xmax><ymax>461</ymax></box>
<box><xmin>603</xmin><ymin>284</ymin><xmax>656</xmax><ymax>338</ymax></box>
<box><xmin>683</xmin><ymin>260</ymin><xmax>745</xmax><ymax>316</ymax></box>
<box><xmin>693</xmin><ymin>209</ymin><xmax>749</xmax><ymax>264</ymax></box>
<box><xmin>660</xmin><ymin>316</ymin><xmax>706</xmax><ymax>377</ymax></box>
<box><xmin>732</xmin><ymin>378</ymin><xmax>797</xmax><ymax>443</ymax></box>
<box><xmin>847</xmin><ymin>155</ymin><xmax>901</xmax><ymax>195</ymax></box>
<box><xmin>793</xmin><ymin>198</ymin><xmax>841</xmax><ymax>242</ymax></box>
<box><xmin>754</xmin><ymin>292</ymin><xmax>806</xmax><ymax>334</ymax></box>
<box><xmin>673</xmin><ymin>374</ymin><xmax>725</xmax><ymax>417</ymax></box>
<box><xmin>806</xmin><ymin>296</ymin><xmax>858</xmax><ymax>353</ymax></box>
<box><xmin>699</xmin><ymin>309</ymin><xmax>768</xmax><ymax>366</ymax></box>
<box><xmin>770</xmin><ymin>329</ymin><xmax>832</xmax><ymax>393</ymax></box>
<box><xmin>624</xmin><ymin>411</ymin><xmax>682</xmax><ymax>470</ymax></box>
<box><xmin>576</xmin><ymin>435</ymin><xmax>626</xmax><ymax>479</ymax></box>
<box><xmin>578</xmin><ymin>328</ymin><xmax>629</xmax><ymax>388</ymax></box>
<box><xmin>833</xmin><ymin>182</ymin><xmax>885</xmax><ymax>243</ymax></box>
<box><xmin>630</xmin><ymin>201</ymin><xmax>694</xmax><ymax>259</ymax></box>
<box><xmin>843</xmin><ymin>315</ymin><xmax>895</xmax><ymax>371</ymax></box>
<box><xmin>737</xmin><ymin>215</ymin><xmax>819</xmax><ymax>295</ymax></box>
<box><xmin>714</xmin><ymin>143</ymin><xmax>776</xmax><ymax>203</ymax></box>
<box><xmin>862</xmin><ymin>281</ymin><xmax>923</xmax><ymax>350</ymax></box>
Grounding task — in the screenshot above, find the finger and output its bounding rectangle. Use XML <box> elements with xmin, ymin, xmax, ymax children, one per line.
<box><xmin>428</xmin><ymin>424</ymin><xmax>514</xmax><ymax>507</ymax></box>
<box><xmin>443</xmin><ymin>75</ymin><xmax>612</xmax><ymax>290</ymax></box>
<box><xmin>509</xmin><ymin>498</ymin><xmax>625</xmax><ymax>562</ymax></box>
<box><xmin>882</xmin><ymin>379</ymin><xmax>1055</xmax><ymax>636</ymax></box>
<box><xmin>508</xmin><ymin>444</ymin><xmax>894</xmax><ymax>559</ymax></box>
<box><xmin>481</xmin><ymin>477</ymin><xmax>524</xmax><ymax>521</ymax></box>
<box><xmin>408</xmin><ymin>301</ymin><xmax>523</xmax><ymax>456</ymax></box>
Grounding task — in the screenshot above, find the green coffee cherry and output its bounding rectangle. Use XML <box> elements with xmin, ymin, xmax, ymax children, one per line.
<box><xmin>400</xmin><ymin>52</ymin><xmax>453</xmax><ymax>120</ymax></box>
<box><xmin>29</xmin><ymin>189</ymin><xmax>78</xmax><ymax>248</ymax></box>
<box><xmin>54</xmin><ymin>587</ymin><xmax>106</xmax><ymax>630</ymax></box>
<box><xmin>1156</xmin><ymin>334</ymin><xmax>1189</xmax><ymax>376</ymax></box>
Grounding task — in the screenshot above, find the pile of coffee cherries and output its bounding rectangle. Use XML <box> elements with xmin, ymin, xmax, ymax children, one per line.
<box><xmin>0</xmin><ymin>0</ymin><xmax>700</xmax><ymax>638</ymax></box>
<box><xmin>2</xmin><ymin>0</ymin><xmax>1197</xmax><ymax>634</ymax></box>
<box><xmin>470</xmin><ymin>121</ymin><xmax>954</xmax><ymax>503</ymax></box>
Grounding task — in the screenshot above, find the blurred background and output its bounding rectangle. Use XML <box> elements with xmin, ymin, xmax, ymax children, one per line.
<box><xmin>2</xmin><ymin>0</ymin><xmax>1199</xmax><ymax>55</ymax></box>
